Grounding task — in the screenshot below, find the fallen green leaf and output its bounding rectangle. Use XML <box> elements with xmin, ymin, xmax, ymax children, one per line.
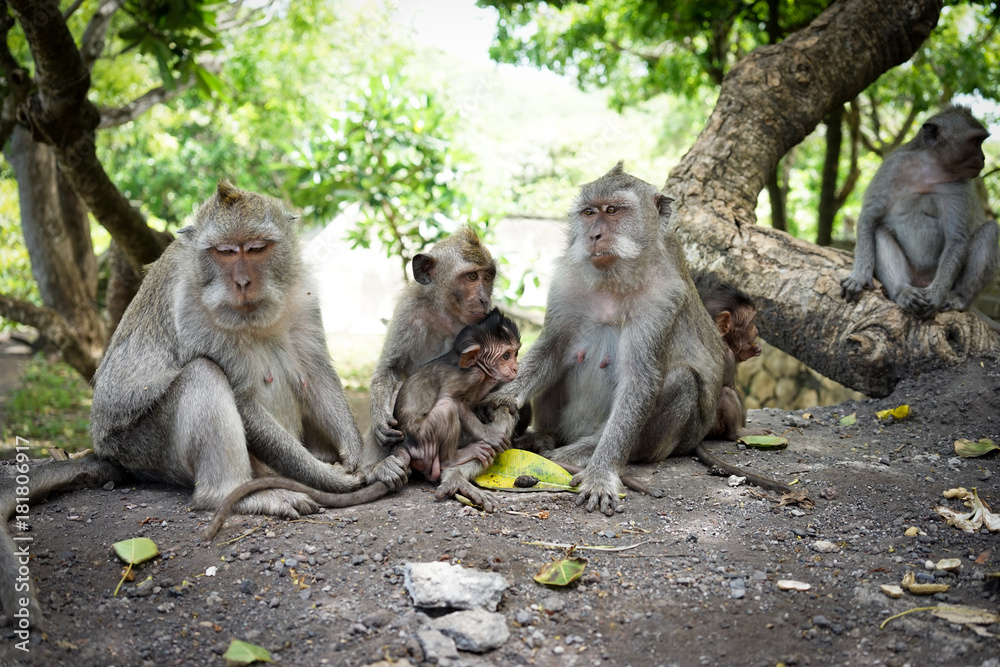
<box><xmin>534</xmin><ymin>557</ymin><xmax>587</xmax><ymax>587</ymax></box>
<box><xmin>475</xmin><ymin>449</ymin><xmax>576</xmax><ymax>491</ymax></box>
<box><xmin>737</xmin><ymin>434</ymin><xmax>788</xmax><ymax>449</ymax></box>
<box><xmin>954</xmin><ymin>438</ymin><xmax>998</xmax><ymax>458</ymax></box>
<box><xmin>223</xmin><ymin>639</ymin><xmax>274</xmax><ymax>665</ymax></box>
<box><xmin>112</xmin><ymin>537</ymin><xmax>159</xmax><ymax>565</ymax></box>
<box><xmin>876</xmin><ymin>404</ymin><xmax>910</xmax><ymax>420</ymax></box>
<box><xmin>839</xmin><ymin>413</ymin><xmax>857</xmax><ymax>426</ymax></box>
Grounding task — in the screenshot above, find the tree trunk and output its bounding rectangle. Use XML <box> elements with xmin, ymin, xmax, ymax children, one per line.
<box><xmin>765</xmin><ymin>169</ymin><xmax>787</xmax><ymax>232</ymax></box>
<box><xmin>816</xmin><ymin>105</ymin><xmax>843</xmax><ymax>247</ymax></box>
<box><xmin>2</xmin><ymin>126</ymin><xmax>104</xmax><ymax>377</ymax></box>
<box><xmin>665</xmin><ymin>0</ymin><xmax>999</xmax><ymax>398</ymax></box>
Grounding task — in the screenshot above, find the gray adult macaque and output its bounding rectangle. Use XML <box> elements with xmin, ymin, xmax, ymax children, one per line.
<box><xmin>357</xmin><ymin>226</ymin><xmax>505</xmax><ymax>508</ymax></box>
<box><xmin>841</xmin><ymin>105</ymin><xmax>998</xmax><ymax>318</ymax></box>
<box><xmin>500</xmin><ymin>162</ymin><xmax>727</xmax><ymax>515</ymax></box>
<box><xmin>0</xmin><ymin>181</ymin><xmax>370</xmax><ymax>628</ymax></box>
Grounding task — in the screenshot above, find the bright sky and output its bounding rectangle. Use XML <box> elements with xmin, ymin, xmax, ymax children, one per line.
<box><xmin>387</xmin><ymin>0</ymin><xmax>500</xmax><ymax>64</ymax></box>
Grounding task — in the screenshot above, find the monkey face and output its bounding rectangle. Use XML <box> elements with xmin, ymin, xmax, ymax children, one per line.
<box><xmin>450</xmin><ymin>266</ymin><xmax>495</xmax><ymax>326</ymax></box>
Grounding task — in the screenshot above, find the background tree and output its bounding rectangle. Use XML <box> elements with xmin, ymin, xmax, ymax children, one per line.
<box><xmin>480</xmin><ymin>0</ymin><xmax>1000</xmax><ymax>245</ymax></box>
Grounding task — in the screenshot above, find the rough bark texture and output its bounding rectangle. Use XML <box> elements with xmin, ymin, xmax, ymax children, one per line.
<box><xmin>666</xmin><ymin>0</ymin><xmax>1000</xmax><ymax>397</ymax></box>
<box><xmin>8</xmin><ymin>0</ymin><xmax>169</xmax><ymax>271</ymax></box>
<box><xmin>3</xmin><ymin>126</ymin><xmax>105</xmax><ymax>376</ymax></box>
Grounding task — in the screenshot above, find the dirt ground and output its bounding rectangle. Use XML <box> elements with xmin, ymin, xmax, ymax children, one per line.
<box><xmin>1</xmin><ymin>354</ymin><xmax>999</xmax><ymax>667</ymax></box>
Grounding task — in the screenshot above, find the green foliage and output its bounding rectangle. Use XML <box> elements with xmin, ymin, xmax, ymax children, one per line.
<box><xmin>0</xmin><ymin>180</ymin><xmax>38</xmax><ymax>331</ymax></box>
<box><xmin>281</xmin><ymin>69</ymin><xmax>490</xmax><ymax>279</ymax></box>
<box><xmin>1</xmin><ymin>355</ymin><xmax>93</xmax><ymax>455</ymax></box>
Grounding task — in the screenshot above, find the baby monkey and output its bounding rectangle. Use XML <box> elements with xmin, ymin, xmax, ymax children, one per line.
<box><xmin>394</xmin><ymin>306</ymin><xmax>520</xmax><ymax>481</ymax></box>
<box><xmin>206</xmin><ymin>308</ymin><xmax>520</xmax><ymax>539</ymax></box>
<box><xmin>702</xmin><ymin>284</ymin><xmax>762</xmax><ymax>440</ymax></box>
<box><xmin>696</xmin><ymin>285</ymin><xmax>794</xmax><ymax>494</ymax></box>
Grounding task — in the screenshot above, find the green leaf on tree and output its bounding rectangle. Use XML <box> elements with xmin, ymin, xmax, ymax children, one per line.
<box><xmin>223</xmin><ymin>639</ymin><xmax>274</xmax><ymax>665</ymax></box>
<box><xmin>112</xmin><ymin>537</ymin><xmax>160</xmax><ymax>565</ymax></box>
<box><xmin>474</xmin><ymin>449</ymin><xmax>577</xmax><ymax>491</ymax></box>
<box><xmin>738</xmin><ymin>435</ymin><xmax>788</xmax><ymax>449</ymax></box>
<box><xmin>954</xmin><ymin>438</ymin><xmax>999</xmax><ymax>458</ymax></box>
<box><xmin>839</xmin><ymin>413</ymin><xmax>857</xmax><ymax>426</ymax></box>
<box><xmin>534</xmin><ymin>557</ymin><xmax>587</xmax><ymax>587</ymax></box>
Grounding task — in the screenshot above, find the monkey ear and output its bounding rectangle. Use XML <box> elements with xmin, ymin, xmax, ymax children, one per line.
<box><xmin>655</xmin><ymin>193</ymin><xmax>674</xmax><ymax>218</ymax></box>
<box><xmin>459</xmin><ymin>344</ymin><xmax>481</xmax><ymax>369</ymax></box>
<box><xmin>412</xmin><ymin>253</ymin><xmax>436</xmax><ymax>285</ymax></box>
<box><xmin>921</xmin><ymin>122</ymin><xmax>940</xmax><ymax>146</ymax></box>
<box><xmin>714</xmin><ymin>311</ymin><xmax>732</xmax><ymax>336</ymax></box>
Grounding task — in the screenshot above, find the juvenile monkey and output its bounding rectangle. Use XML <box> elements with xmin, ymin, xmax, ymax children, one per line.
<box><xmin>207</xmin><ymin>308</ymin><xmax>520</xmax><ymax>539</ymax></box>
<box><xmin>1</xmin><ymin>181</ymin><xmax>367</xmax><ymax>626</ymax></box>
<box><xmin>841</xmin><ymin>105</ymin><xmax>999</xmax><ymax>318</ymax></box>
<box><xmin>500</xmin><ymin>162</ymin><xmax>727</xmax><ymax>515</ymax></box>
<box><xmin>393</xmin><ymin>307</ymin><xmax>520</xmax><ymax>481</ymax></box>
<box><xmin>696</xmin><ymin>285</ymin><xmax>796</xmax><ymax>494</ymax></box>
<box><xmin>702</xmin><ymin>285</ymin><xmax>762</xmax><ymax>440</ymax></box>
<box><xmin>358</xmin><ymin>226</ymin><xmax>502</xmax><ymax>507</ymax></box>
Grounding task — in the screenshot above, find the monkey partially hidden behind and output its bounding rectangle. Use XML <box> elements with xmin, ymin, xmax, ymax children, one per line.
<box><xmin>1</xmin><ymin>181</ymin><xmax>370</xmax><ymax>628</ymax></box>
<box><xmin>357</xmin><ymin>226</ymin><xmax>507</xmax><ymax>509</ymax></box>
<box><xmin>841</xmin><ymin>105</ymin><xmax>999</xmax><ymax>318</ymax></box>
<box><xmin>205</xmin><ymin>307</ymin><xmax>521</xmax><ymax>539</ymax></box>
<box><xmin>696</xmin><ymin>285</ymin><xmax>794</xmax><ymax>494</ymax></box>
<box><xmin>494</xmin><ymin>162</ymin><xmax>727</xmax><ymax>515</ymax></box>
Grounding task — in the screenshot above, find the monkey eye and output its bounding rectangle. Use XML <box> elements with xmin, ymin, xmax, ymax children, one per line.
<box><xmin>582</xmin><ymin>207</ymin><xmax>597</xmax><ymax>216</ymax></box>
<box><xmin>214</xmin><ymin>245</ymin><xmax>238</xmax><ymax>255</ymax></box>
<box><xmin>467</xmin><ymin>272</ymin><xmax>478</xmax><ymax>281</ymax></box>
<box><xmin>245</xmin><ymin>241</ymin><xmax>268</xmax><ymax>253</ymax></box>
<box><xmin>485</xmin><ymin>271</ymin><xmax>495</xmax><ymax>282</ymax></box>
<box><xmin>605</xmin><ymin>205</ymin><xmax>618</xmax><ymax>214</ymax></box>
<box><xmin>502</xmin><ymin>352</ymin><xmax>511</xmax><ymax>360</ymax></box>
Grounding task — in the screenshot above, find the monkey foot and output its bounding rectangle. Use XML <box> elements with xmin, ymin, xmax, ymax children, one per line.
<box><xmin>233</xmin><ymin>488</ymin><xmax>320</xmax><ymax>518</ymax></box>
<box><xmin>433</xmin><ymin>470</ymin><xmax>500</xmax><ymax>512</ymax></box>
<box><xmin>570</xmin><ymin>468</ymin><xmax>625</xmax><ymax>516</ymax></box>
<box><xmin>365</xmin><ymin>452</ymin><xmax>410</xmax><ymax>490</ymax></box>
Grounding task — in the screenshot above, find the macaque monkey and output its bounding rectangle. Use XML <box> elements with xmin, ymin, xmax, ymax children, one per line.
<box><xmin>393</xmin><ymin>307</ymin><xmax>520</xmax><ymax>481</ymax></box>
<box><xmin>206</xmin><ymin>308</ymin><xmax>520</xmax><ymax>539</ymax></box>
<box><xmin>702</xmin><ymin>285</ymin><xmax>762</xmax><ymax>440</ymax></box>
<box><xmin>696</xmin><ymin>285</ymin><xmax>794</xmax><ymax>494</ymax></box>
<box><xmin>841</xmin><ymin>105</ymin><xmax>999</xmax><ymax>318</ymax></box>
<box><xmin>1</xmin><ymin>182</ymin><xmax>367</xmax><ymax>626</ymax></box>
<box><xmin>357</xmin><ymin>226</ymin><xmax>503</xmax><ymax>508</ymax></box>
<box><xmin>499</xmin><ymin>162</ymin><xmax>727</xmax><ymax>515</ymax></box>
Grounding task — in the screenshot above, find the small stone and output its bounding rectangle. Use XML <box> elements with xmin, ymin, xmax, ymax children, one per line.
<box><xmin>811</xmin><ymin>540</ymin><xmax>838</xmax><ymax>554</ymax></box>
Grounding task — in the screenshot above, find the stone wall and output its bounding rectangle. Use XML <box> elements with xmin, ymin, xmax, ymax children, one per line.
<box><xmin>737</xmin><ymin>340</ymin><xmax>866</xmax><ymax>410</ymax></box>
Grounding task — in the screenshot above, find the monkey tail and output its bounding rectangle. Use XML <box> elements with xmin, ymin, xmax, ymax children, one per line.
<box><xmin>205</xmin><ymin>477</ymin><xmax>396</xmax><ymax>541</ymax></box>
<box><xmin>0</xmin><ymin>454</ymin><xmax>126</xmax><ymax>630</ymax></box>
<box><xmin>694</xmin><ymin>441</ymin><xmax>795</xmax><ymax>494</ymax></box>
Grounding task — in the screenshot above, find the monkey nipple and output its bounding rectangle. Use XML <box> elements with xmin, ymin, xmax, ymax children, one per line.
<box><xmin>264</xmin><ymin>372</ymin><xmax>273</xmax><ymax>383</ymax></box>
<box><xmin>576</xmin><ymin>350</ymin><xmax>586</xmax><ymax>364</ymax></box>
<box><xmin>599</xmin><ymin>355</ymin><xmax>611</xmax><ymax>369</ymax></box>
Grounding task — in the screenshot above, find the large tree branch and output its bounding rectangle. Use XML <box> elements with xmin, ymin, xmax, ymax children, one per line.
<box><xmin>0</xmin><ymin>294</ymin><xmax>99</xmax><ymax>380</ymax></box>
<box><xmin>667</xmin><ymin>0</ymin><xmax>1000</xmax><ymax>397</ymax></box>
<box><xmin>80</xmin><ymin>0</ymin><xmax>122</xmax><ymax>70</ymax></box>
<box><xmin>0</xmin><ymin>0</ymin><xmax>29</xmax><ymax>150</ymax></box>
<box><xmin>8</xmin><ymin>0</ymin><xmax>169</xmax><ymax>269</ymax></box>
<box><xmin>98</xmin><ymin>76</ymin><xmax>196</xmax><ymax>128</ymax></box>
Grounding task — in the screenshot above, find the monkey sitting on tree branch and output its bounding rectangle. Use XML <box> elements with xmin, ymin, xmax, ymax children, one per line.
<box><xmin>841</xmin><ymin>105</ymin><xmax>999</xmax><ymax>319</ymax></box>
<box><xmin>1</xmin><ymin>181</ymin><xmax>378</xmax><ymax>628</ymax></box>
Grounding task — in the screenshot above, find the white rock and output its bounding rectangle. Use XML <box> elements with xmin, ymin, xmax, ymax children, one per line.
<box><xmin>430</xmin><ymin>609</ymin><xmax>510</xmax><ymax>653</ymax></box>
<box><xmin>416</xmin><ymin>629</ymin><xmax>459</xmax><ymax>662</ymax></box>
<box><xmin>404</xmin><ymin>562</ymin><xmax>509</xmax><ymax>611</ymax></box>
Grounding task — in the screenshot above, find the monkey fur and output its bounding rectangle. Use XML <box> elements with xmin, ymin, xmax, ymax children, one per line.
<box><xmin>499</xmin><ymin>162</ymin><xmax>727</xmax><ymax>515</ymax></box>
<box><xmin>1</xmin><ymin>181</ymin><xmax>369</xmax><ymax>626</ymax></box>
<box><xmin>841</xmin><ymin>104</ymin><xmax>999</xmax><ymax>318</ymax></box>
<box><xmin>359</xmin><ymin>226</ymin><xmax>504</xmax><ymax>510</ymax></box>
<box><xmin>207</xmin><ymin>308</ymin><xmax>520</xmax><ymax>538</ymax></box>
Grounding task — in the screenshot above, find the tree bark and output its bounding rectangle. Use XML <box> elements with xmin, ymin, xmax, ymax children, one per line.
<box><xmin>666</xmin><ymin>0</ymin><xmax>999</xmax><ymax>398</ymax></box>
<box><xmin>765</xmin><ymin>168</ymin><xmax>787</xmax><ymax>232</ymax></box>
<box><xmin>816</xmin><ymin>105</ymin><xmax>843</xmax><ymax>247</ymax></box>
<box><xmin>7</xmin><ymin>0</ymin><xmax>170</xmax><ymax>271</ymax></box>
<box><xmin>3</xmin><ymin>126</ymin><xmax>105</xmax><ymax>376</ymax></box>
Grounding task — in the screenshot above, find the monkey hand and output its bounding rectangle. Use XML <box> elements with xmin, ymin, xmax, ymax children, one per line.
<box><xmin>896</xmin><ymin>286</ymin><xmax>937</xmax><ymax>319</ymax></box>
<box><xmin>434</xmin><ymin>468</ymin><xmax>500</xmax><ymax>512</ymax></box>
<box><xmin>840</xmin><ymin>273</ymin><xmax>872</xmax><ymax>301</ymax></box>
<box><xmin>941</xmin><ymin>291</ymin><xmax>971</xmax><ymax>314</ymax></box>
<box><xmin>481</xmin><ymin>426</ymin><xmax>511</xmax><ymax>453</ymax></box>
<box><xmin>570</xmin><ymin>465</ymin><xmax>625</xmax><ymax>516</ymax></box>
<box><xmin>365</xmin><ymin>451</ymin><xmax>409</xmax><ymax>490</ymax></box>
<box><xmin>374</xmin><ymin>417</ymin><xmax>405</xmax><ymax>448</ymax></box>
